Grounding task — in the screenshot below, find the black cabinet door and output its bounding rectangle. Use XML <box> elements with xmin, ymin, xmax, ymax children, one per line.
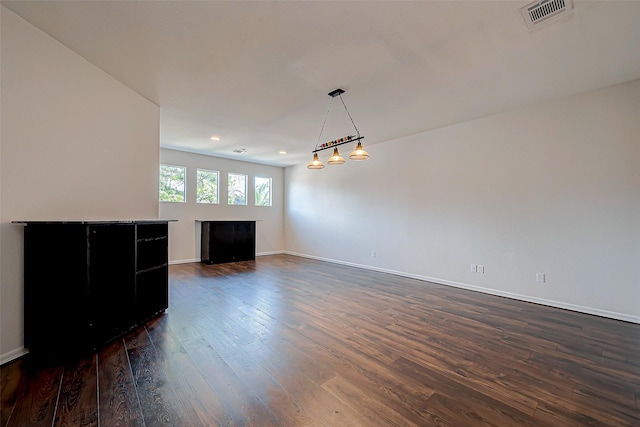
<box><xmin>24</xmin><ymin>224</ymin><xmax>91</xmax><ymax>358</ymax></box>
<box><xmin>89</xmin><ymin>224</ymin><xmax>136</xmax><ymax>345</ymax></box>
<box><xmin>209</xmin><ymin>222</ymin><xmax>236</xmax><ymax>263</ymax></box>
<box><xmin>136</xmin><ymin>267</ymin><xmax>168</xmax><ymax>321</ymax></box>
<box><xmin>234</xmin><ymin>221</ymin><xmax>256</xmax><ymax>262</ymax></box>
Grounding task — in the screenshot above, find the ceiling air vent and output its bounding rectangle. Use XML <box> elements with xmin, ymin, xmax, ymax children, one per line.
<box><xmin>522</xmin><ymin>0</ymin><xmax>571</xmax><ymax>29</ymax></box>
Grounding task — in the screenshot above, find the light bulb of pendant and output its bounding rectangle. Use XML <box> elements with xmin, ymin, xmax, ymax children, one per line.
<box><xmin>349</xmin><ymin>142</ymin><xmax>369</xmax><ymax>161</ymax></box>
<box><xmin>307</xmin><ymin>152</ymin><xmax>324</xmax><ymax>169</ymax></box>
<box><xmin>327</xmin><ymin>148</ymin><xmax>345</xmax><ymax>165</ymax></box>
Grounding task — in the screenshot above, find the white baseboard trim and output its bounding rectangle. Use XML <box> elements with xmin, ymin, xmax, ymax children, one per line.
<box><xmin>169</xmin><ymin>253</ymin><xmax>284</xmax><ymax>264</ymax></box>
<box><xmin>284</xmin><ymin>251</ymin><xmax>640</xmax><ymax>325</ymax></box>
<box><xmin>1</xmin><ymin>347</ymin><xmax>28</xmax><ymax>366</ymax></box>
<box><xmin>257</xmin><ymin>251</ymin><xmax>285</xmax><ymax>257</ymax></box>
<box><xmin>169</xmin><ymin>258</ymin><xmax>200</xmax><ymax>265</ymax></box>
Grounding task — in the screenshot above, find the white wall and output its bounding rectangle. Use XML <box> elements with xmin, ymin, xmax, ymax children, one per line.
<box><xmin>285</xmin><ymin>79</ymin><xmax>640</xmax><ymax>323</ymax></box>
<box><xmin>0</xmin><ymin>8</ymin><xmax>160</xmax><ymax>363</ymax></box>
<box><xmin>159</xmin><ymin>149</ymin><xmax>284</xmax><ymax>263</ymax></box>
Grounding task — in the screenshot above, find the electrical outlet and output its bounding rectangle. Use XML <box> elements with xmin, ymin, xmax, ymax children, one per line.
<box><xmin>371</xmin><ymin>251</ymin><xmax>376</xmax><ymax>257</ymax></box>
<box><xmin>478</xmin><ymin>265</ymin><xmax>485</xmax><ymax>274</ymax></box>
<box><xmin>536</xmin><ymin>273</ymin><xmax>546</xmax><ymax>283</ymax></box>
<box><xmin>471</xmin><ymin>264</ymin><xmax>477</xmax><ymax>273</ymax></box>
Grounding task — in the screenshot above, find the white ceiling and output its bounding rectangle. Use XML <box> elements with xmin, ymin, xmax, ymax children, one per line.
<box><xmin>3</xmin><ymin>1</ymin><xmax>640</xmax><ymax>167</ymax></box>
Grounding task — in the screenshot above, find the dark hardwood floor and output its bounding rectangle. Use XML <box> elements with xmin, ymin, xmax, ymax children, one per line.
<box><xmin>2</xmin><ymin>254</ymin><xmax>639</xmax><ymax>426</ymax></box>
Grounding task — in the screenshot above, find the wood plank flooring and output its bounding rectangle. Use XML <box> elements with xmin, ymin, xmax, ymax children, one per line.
<box><xmin>2</xmin><ymin>254</ymin><xmax>639</xmax><ymax>426</ymax></box>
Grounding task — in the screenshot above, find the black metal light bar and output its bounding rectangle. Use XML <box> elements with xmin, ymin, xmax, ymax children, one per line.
<box><xmin>312</xmin><ymin>135</ymin><xmax>364</xmax><ymax>153</ymax></box>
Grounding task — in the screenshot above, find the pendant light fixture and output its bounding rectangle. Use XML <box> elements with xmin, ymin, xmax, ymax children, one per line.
<box><xmin>349</xmin><ymin>142</ymin><xmax>369</xmax><ymax>161</ymax></box>
<box><xmin>308</xmin><ymin>88</ymin><xmax>368</xmax><ymax>169</ymax></box>
<box><xmin>307</xmin><ymin>152</ymin><xmax>324</xmax><ymax>169</ymax></box>
<box><xmin>328</xmin><ymin>147</ymin><xmax>345</xmax><ymax>165</ymax></box>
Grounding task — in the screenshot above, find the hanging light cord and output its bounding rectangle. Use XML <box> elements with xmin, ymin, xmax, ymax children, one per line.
<box><xmin>338</xmin><ymin>94</ymin><xmax>361</xmax><ymax>138</ymax></box>
<box><xmin>314</xmin><ymin>97</ymin><xmax>334</xmax><ymax>151</ymax></box>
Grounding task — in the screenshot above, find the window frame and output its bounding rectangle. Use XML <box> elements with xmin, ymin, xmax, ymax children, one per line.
<box><xmin>254</xmin><ymin>176</ymin><xmax>272</xmax><ymax>207</ymax></box>
<box><xmin>159</xmin><ymin>164</ymin><xmax>186</xmax><ymax>203</ymax></box>
<box><xmin>196</xmin><ymin>168</ymin><xmax>220</xmax><ymax>204</ymax></box>
<box><xmin>227</xmin><ymin>172</ymin><xmax>248</xmax><ymax>206</ymax></box>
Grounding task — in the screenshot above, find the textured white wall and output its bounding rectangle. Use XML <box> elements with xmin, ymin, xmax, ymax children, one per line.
<box><xmin>159</xmin><ymin>149</ymin><xmax>284</xmax><ymax>263</ymax></box>
<box><xmin>0</xmin><ymin>8</ymin><xmax>160</xmax><ymax>362</ymax></box>
<box><xmin>285</xmin><ymin>80</ymin><xmax>640</xmax><ymax>323</ymax></box>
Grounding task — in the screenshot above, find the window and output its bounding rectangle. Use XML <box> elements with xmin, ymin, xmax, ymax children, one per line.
<box><xmin>255</xmin><ymin>176</ymin><xmax>272</xmax><ymax>207</ymax></box>
<box><xmin>227</xmin><ymin>173</ymin><xmax>247</xmax><ymax>205</ymax></box>
<box><xmin>196</xmin><ymin>169</ymin><xmax>219</xmax><ymax>204</ymax></box>
<box><xmin>159</xmin><ymin>164</ymin><xmax>185</xmax><ymax>202</ymax></box>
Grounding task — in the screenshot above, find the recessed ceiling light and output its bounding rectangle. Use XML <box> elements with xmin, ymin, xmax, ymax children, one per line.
<box><xmin>210</xmin><ymin>136</ymin><xmax>220</xmax><ymax>141</ymax></box>
<box><xmin>279</xmin><ymin>151</ymin><xmax>287</xmax><ymax>155</ymax></box>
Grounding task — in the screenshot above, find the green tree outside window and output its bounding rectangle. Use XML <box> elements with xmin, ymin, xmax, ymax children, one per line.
<box><xmin>159</xmin><ymin>165</ymin><xmax>185</xmax><ymax>202</ymax></box>
<box><xmin>255</xmin><ymin>176</ymin><xmax>271</xmax><ymax>206</ymax></box>
<box><xmin>197</xmin><ymin>169</ymin><xmax>219</xmax><ymax>204</ymax></box>
<box><xmin>228</xmin><ymin>173</ymin><xmax>247</xmax><ymax>205</ymax></box>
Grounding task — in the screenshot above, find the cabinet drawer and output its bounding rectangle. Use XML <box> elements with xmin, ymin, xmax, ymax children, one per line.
<box><xmin>137</xmin><ymin>223</ymin><xmax>168</xmax><ymax>240</ymax></box>
<box><xmin>137</xmin><ymin>238</ymin><xmax>168</xmax><ymax>271</ymax></box>
<box><xmin>136</xmin><ymin>267</ymin><xmax>168</xmax><ymax>321</ymax></box>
